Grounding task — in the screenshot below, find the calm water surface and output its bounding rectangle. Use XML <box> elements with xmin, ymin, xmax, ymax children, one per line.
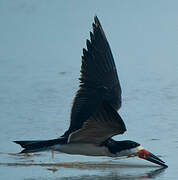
<box><xmin>0</xmin><ymin>1</ymin><xmax>178</xmax><ymax>179</ymax></box>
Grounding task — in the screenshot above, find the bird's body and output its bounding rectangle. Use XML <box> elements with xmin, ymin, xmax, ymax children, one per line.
<box><xmin>14</xmin><ymin>16</ymin><xmax>167</xmax><ymax>168</ymax></box>
<box><xmin>41</xmin><ymin>141</ymin><xmax>143</xmax><ymax>157</ymax></box>
<box><xmin>16</xmin><ymin>137</ymin><xmax>143</xmax><ymax>158</ymax></box>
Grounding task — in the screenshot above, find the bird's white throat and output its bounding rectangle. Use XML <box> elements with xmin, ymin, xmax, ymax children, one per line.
<box><xmin>116</xmin><ymin>145</ymin><xmax>144</xmax><ymax>157</ymax></box>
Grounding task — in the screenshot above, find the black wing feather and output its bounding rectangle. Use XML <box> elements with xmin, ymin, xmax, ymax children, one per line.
<box><xmin>63</xmin><ymin>16</ymin><xmax>122</xmax><ymax>137</ymax></box>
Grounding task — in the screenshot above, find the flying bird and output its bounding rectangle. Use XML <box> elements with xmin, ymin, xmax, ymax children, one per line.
<box><xmin>14</xmin><ymin>16</ymin><xmax>167</xmax><ymax>168</ymax></box>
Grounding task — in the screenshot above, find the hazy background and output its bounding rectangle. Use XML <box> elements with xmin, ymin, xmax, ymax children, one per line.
<box><xmin>0</xmin><ymin>0</ymin><xmax>178</xmax><ymax>179</ymax></box>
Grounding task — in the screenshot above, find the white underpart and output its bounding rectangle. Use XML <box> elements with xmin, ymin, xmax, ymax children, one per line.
<box><xmin>51</xmin><ymin>143</ymin><xmax>112</xmax><ymax>156</ymax></box>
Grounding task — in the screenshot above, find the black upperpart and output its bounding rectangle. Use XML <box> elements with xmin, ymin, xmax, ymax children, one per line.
<box><xmin>102</xmin><ymin>139</ymin><xmax>140</xmax><ymax>154</ymax></box>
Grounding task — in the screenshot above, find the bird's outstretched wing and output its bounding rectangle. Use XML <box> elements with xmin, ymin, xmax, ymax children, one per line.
<box><xmin>68</xmin><ymin>102</ymin><xmax>126</xmax><ymax>144</ymax></box>
<box><xmin>63</xmin><ymin>16</ymin><xmax>122</xmax><ymax>137</ymax></box>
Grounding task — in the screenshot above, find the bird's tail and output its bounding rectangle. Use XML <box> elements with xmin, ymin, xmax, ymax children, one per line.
<box><xmin>13</xmin><ymin>138</ymin><xmax>65</xmax><ymax>153</ymax></box>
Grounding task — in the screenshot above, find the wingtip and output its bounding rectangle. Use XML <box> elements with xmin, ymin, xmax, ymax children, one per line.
<box><xmin>93</xmin><ymin>16</ymin><xmax>107</xmax><ymax>41</ymax></box>
<box><xmin>94</xmin><ymin>15</ymin><xmax>98</xmax><ymax>21</ymax></box>
<box><xmin>94</xmin><ymin>15</ymin><xmax>101</xmax><ymax>26</ymax></box>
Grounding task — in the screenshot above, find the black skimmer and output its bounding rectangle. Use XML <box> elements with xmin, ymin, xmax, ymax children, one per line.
<box><xmin>14</xmin><ymin>16</ymin><xmax>167</xmax><ymax>168</ymax></box>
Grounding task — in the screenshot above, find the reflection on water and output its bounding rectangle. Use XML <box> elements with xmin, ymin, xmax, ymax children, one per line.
<box><xmin>59</xmin><ymin>168</ymin><xmax>165</xmax><ymax>180</ymax></box>
<box><xmin>0</xmin><ymin>157</ymin><xmax>166</xmax><ymax>180</ymax></box>
<box><xmin>0</xmin><ymin>152</ymin><xmax>168</xmax><ymax>179</ymax></box>
<box><xmin>21</xmin><ymin>167</ymin><xmax>165</xmax><ymax>180</ymax></box>
<box><xmin>0</xmin><ymin>161</ymin><xmax>164</xmax><ymax>169</ymax></box>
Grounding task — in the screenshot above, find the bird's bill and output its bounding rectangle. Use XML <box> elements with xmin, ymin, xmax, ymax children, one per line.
<box><xmin>138</xmin><ymin>149</ymin><xmax>168</xmax><ymax>168</ymax></box>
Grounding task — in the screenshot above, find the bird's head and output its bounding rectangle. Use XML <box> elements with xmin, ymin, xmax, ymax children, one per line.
<box><xmin>110</xmin><ymin>140</ymin><xmax>167</xmax><ymax>167</ymax></box>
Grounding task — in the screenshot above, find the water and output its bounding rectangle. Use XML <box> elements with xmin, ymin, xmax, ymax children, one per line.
<box><xmin>0</xmin><ymin>0</ymin><xmax>178</xmax><ymax>179</ymax></box>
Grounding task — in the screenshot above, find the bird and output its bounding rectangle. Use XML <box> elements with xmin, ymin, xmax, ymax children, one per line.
<box><xmin>14</xmin><ymin>16</ymin><xmax>167</xmax><ymax>168</ymax></box>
